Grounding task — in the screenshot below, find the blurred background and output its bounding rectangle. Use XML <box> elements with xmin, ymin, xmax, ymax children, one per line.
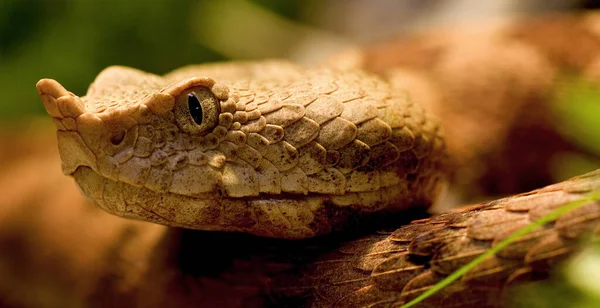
<box><xmin>0</xmin><ymin>0</ymin><xmax>599</xmax><ymax>120</ymax></box>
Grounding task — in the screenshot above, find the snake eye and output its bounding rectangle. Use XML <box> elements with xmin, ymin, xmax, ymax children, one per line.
<box><xmin>188</xmin><ymin>93</ymin><xmax>203</xmax><ymax>125</ymax></box>
<box><xmin>175</xmin><ymin>87</ymin><xmax>220</xmax><ymax>135</ymax></box>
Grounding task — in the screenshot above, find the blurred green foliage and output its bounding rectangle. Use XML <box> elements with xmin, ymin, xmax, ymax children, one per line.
<box><xmin>551</xmin><ymin>75</ymin><xmax>600</xmax><ymax>180</ymax></box>
<box><xmin>509</xmin><ymin>243</ymin><xmax>600</xmax><ymax>308</ymax></box>
<box><xmin>553</xmin><ymin>76</ymin><xmax>600</xmax><ymax>156</ymax></box>
<box><xmin>0</xmin><ymin>0</ymin><xmax>305</xmax><ymax>120</ymax></box>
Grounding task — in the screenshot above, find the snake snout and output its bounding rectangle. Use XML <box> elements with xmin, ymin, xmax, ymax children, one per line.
<box><xmin>56</xmin><ymin>130</ymin><xmax>98</xmax><ymax>175</ymax></box>
<box><xmin>36</xmin><ymin>78</ymin><xmax>97</xmax><ymax>175</ymax></box>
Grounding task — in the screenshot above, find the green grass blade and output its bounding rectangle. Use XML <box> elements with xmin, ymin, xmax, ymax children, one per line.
<box><xmin>400</xmin><ymin>189</ymin><xmax>600</xmax><ymax>308</ymax></box>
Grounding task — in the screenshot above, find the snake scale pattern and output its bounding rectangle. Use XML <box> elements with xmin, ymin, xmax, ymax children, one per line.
<box><xmin>1</xmin><ymin>11</ymin><xmax>600</xmax><ymax>308</ymax></box>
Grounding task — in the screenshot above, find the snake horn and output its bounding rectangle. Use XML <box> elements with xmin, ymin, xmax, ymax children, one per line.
<box><xmin>36</xmin><ymin>78</ymin><xmax>86</xmax><ymax>120</ymax></box>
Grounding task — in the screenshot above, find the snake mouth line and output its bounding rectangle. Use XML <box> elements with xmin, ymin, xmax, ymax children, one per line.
<box><xmin>70</xmin><ymin>164</ymin><xmax>427</xmax><ymax>238</ymax></box>
<box><xmin>71</xmin><ymin>164</ymin><xmax>411</xmax><ymax>205</ymax></box>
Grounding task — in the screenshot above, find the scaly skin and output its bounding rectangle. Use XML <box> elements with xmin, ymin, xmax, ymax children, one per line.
<box><xmin>36</xmin><ymin>61</ymin><xmax>446</xmax><ymax>239</ymax></box>
<box><xmin>285</xmin><ymin>170</ymin><xmax>600</xmax><ymax>307</ymax></box>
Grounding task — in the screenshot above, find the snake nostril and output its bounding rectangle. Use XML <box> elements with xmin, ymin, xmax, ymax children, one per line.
<box><xmin>110</xmin><ymin>128</ymin><xmax>127</xmax><ymax>145</ymax></box>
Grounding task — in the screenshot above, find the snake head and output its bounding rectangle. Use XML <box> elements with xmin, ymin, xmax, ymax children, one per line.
<box><xmin>36</xmin><ymin>63</ymin><xmax>447</xmax><ymax>238</ymax></box>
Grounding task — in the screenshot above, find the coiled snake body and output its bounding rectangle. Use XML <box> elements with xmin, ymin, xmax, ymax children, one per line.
<box><xmin>30</xmin><ymin>12</ymin><xmax>600</xmax><ymax>308</ymax></box>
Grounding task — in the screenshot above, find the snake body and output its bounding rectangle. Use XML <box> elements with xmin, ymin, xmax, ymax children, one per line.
<box><xmin>19</xmin><ymin>11</ymin><xmax>600</xmax><ymax>308</ymax></box>
<box><xmin>288</xmin><ymin>170</ymin><xmax>600</xmax><ymax>307</ymax></box>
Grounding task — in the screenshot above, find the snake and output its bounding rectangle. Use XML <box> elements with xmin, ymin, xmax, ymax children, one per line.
<box><xmin>29</xmin><ymin>12</ymin><xmax>600</xmax><ymax>308</ymax></box>
<box><xmin>36</xmin><ymin>61</ymin><xmax>447</xmax><ymax>239</ymax></box>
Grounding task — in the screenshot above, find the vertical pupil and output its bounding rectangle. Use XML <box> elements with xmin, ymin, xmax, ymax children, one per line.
<box><xmin>188</xmin><ymin>93</ymin><xmax>203</xmax><ymax>125</ymax></box>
